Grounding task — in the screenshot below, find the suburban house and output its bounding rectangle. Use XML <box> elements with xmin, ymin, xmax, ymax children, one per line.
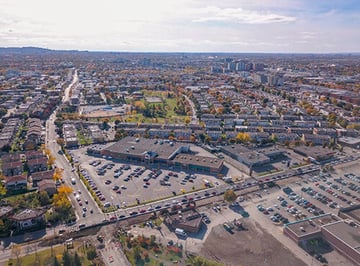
<box><xmin>5</xmin><ymin>174</ymin><xmax>28</xmax><ymax>191</ymax></box>
<box><xmin>1</xmin><ymin>153</ymin><xmax>21</xmax><ymax>163</ymax></box>
<box><xmin>302</xmin><ymin>134</ymin><xmax>331</xmax><ymax>146</ymax></box>
<box><xmin>10</xmin><ymin>208</ymin><xmax>47</xmax><ymax>230</ymax></box>
<box><xmin>31</xmin><ymin>170</ymin><xmax>54</xmax><ymax>187</ymax></box>
<box><xmin>37</xmin><ymin>180</ymin><xmax>57</xmax><ymax>196</ymax></box>
<box><xmin>27</xmin><ymin>157</ymin><xmax>48</xmax><ymax>173</ymax></box>
<box><xmin>24</xmin><ymin>150</ymin><xmax>44</xmax><ymax>161</ymax></box>
<box><xmin>23</xmin><ymin>118</ymin><xmax>43</xmax><ymax>150</ymax></box>
<box><xmin>1</xmin><ymin>161</ymin><xmax>23</xmax><ymax>177</ymax></box>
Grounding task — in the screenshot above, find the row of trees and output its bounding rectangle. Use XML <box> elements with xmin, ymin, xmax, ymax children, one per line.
<box><xmin>53</xmin><ymin>250</ymin><xmax>82</xmax><ymax>266</ymax></box>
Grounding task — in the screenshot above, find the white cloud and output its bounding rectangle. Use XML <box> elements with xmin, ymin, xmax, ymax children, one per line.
<box><xmin>0</xmin><ymin>0</ymin><xmax>358</xmax><ymax>52</ymax></box>
<box><xmin>192</xmin><ymin>6</ymin><xmax>296</xmax><ymax>24</ymax></box>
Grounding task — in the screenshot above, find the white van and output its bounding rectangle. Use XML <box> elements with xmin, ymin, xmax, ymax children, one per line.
<box><xmin>175</xmin><ymin>228</ymin><xmax>187</xmax><ymax>237</ymax></box>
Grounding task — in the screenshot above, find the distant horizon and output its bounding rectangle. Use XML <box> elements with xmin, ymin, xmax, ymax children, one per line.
<box><xmin>1</xmin><ymin>1</ymin><xmax>359</xmax><ymax>53</ymax></box>
<box><xmin>1</xmin><ymin>46</ymin><xmax>359</xmax><ymax>55</ymax></box>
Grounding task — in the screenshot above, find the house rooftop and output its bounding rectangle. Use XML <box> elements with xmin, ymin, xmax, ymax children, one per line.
<box><xmin>11</xmin><ymin>208</ymin><xmax>46</xmax><ymax>221</ymax></box>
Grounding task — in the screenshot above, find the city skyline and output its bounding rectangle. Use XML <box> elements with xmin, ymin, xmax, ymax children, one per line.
<box><xmin>1</xmin><ymin>0</ymin><xmax>360</xmax><ymax>53</ymax></box>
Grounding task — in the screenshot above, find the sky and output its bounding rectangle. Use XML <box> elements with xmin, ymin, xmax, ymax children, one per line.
<box><xmin>0</xmin><ymin>0</ymin><xmax>360</xmax><ymax>53</ymax></box>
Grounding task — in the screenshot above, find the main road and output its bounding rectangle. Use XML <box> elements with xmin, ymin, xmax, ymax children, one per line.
<box><xmin>46</xmin><ymin>69</ymin><xmax>103</xmax><ymax>227</ymax></box>
<box><xmin>183</xmin><ymin>94</ymin><xmax>199</xmax><ymax>125</ymax></box>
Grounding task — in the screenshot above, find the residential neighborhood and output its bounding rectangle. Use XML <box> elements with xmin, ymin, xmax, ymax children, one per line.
<box><xmin>0</xmin><ymin>48</ymin><xmax>359</xmax><ymax>265</ymax></box>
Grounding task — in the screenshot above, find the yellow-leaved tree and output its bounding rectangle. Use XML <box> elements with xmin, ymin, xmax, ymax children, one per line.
<box><xmin>235</xmin><ymin>132</ymin><xmax>251</xmax><ymax>143</ymax></box>
<box><xmin>52</xmin><ymin>168</ymin><xmax>64</xmax><ymax>182</ymax></box>
<box><xmin>52</xmin><ymin>185</ymin><xmax>73</xmax><ymax>222</ymax></box>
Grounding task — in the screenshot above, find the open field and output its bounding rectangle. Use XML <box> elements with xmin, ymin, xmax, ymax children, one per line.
<box><xmin>200</xmin><ymin>221</ymin><xmax>306</xmax><ymax>266</ymax></box>
<box><xmin>6</xmin><ymin>241</ymin><xmax>93</xmax><ymax>266</ymax></box>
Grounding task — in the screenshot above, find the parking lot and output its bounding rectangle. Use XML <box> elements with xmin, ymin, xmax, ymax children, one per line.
<box><xmin>255</xmin><ymin>170</ymin><xmax>360</xmax><ymax>226</ymax></box>
<box><xmin>72</xmin><ymin>146</ymin><xmax>229</xmax><ymax>210</ymax></box>
<box><xmin>246</xmin><ymin>165</ymin><xmax>360</xmax><ymax>265</ymax></box>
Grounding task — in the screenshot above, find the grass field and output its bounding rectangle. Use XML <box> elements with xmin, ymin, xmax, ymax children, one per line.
<box><xmin>125</xmin><ymin>91</ymin><xmax>187</xmax><ymax>124</ymax></box>
<box><xmin>120</xmin><ymin>232</ymin><xmax>183</xmax><ymax>266</ymax></box>
<box><xmin>7</xmin><ymin>241</ymin><xmax>93</xmax><ymax>266</ymax></box>
<box><xmin>76</xmin><ymin>130</ymin><xmax>93</xmax><ymax>145</ymax></box>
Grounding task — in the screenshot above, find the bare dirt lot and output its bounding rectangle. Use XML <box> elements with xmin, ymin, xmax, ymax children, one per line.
<box><xmin>200</xmin><ymin>220</ymin><xmax>306</xmax><ymax>266</ymax></box>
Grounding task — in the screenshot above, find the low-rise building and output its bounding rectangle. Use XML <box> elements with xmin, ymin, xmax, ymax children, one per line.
<box><xmin>292</xmin><ymin>146</ymin><xmax>335</xmax><ymax>163</ymax></box>
<box><xmin>5</xmin><ymin>174</ymin><xmax>27</xmax><ymax>191</ymax></box>
<box><xmin>63</xmin><ymin>124</ymin><xmax>79</xmax><ymax>148</ymax></box>
<box><xmin>1</xmin><ymin>161</ymin><xmax>23</xmax><ymax>177</ymax></box>
<box><xmin>37</xmin><ymin>180</ymin><xmax>56</xmax><ymax>196</ymax></box>
<box><xmin>164</xmin><ymin>208</ymin><xmax>202</xmax><ymax>233</ymax></box>
<box><xmin>10</xmin><ymin>209</ymin><xmax>46</xmax><ymax>230</ymax></box>
<box><xmin>31</xmin><ymin>170</ymin><xmax>54</xmax><ymax>187</ymax></box>
<box><xmin>284</xmin><ymin>214</ymin><xmax>360</xmax><ymax>265</ymax></box>
<box><xmin>173</xmin><ymin>154</ymin><xmax>224</xmax><ymax>173</ymax></box>
<box><xmin>27</xmin><ymin>157</ymin><xmax>48</xmax><ymax>173</ymax></box>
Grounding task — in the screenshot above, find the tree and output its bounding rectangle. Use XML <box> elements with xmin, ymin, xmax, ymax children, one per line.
<box><xmin>52</xmin><ymin>190</ymin><xmax>73</xmax><ymax>222</ymax></box>
<box><xmin>235</xmin><ymin>132</ymin><xmax>251</xmax><ymax>143</ymax></box>
<box><xmin>224</xmin><ymin>189</ymin><xmax>237</xmax><ymax>203</ymax></box>
<box><xmin>184</xmin><ymin>116</ymin><xmax>191</xmax><ymax>125</ymax></box>
<box><xmin>1</xmin><ymin>144</ymin><xmax>11</xmax><ymax>153</ymax></box>
<box><xmin>53</xmin><ymin>256</ymin><xmax>60</xmax><ymax>266</ymax></box>
<box><xmin>44</xmin><ymin>148</ymin><xmax>52</xmax><ymax>157</ymax></box>
<box><xmin>56</xmin><ymin>138</ymin><xmax>65</xmax><ymax>147</ymax></box>
<box><xmin>53</xmin><ymin>168</ymin><xmax>64</xmax><ymax>182</ymax></box>
<box><xmin>62</xmin><ymin>250</ymin><xmax>72</xmax><ymax>266</ymax></box>
<box><xmin>74</xmin><ymin>252</ymin><xmax>82</xmax><ymax>266</ymax></box>
<box><xmin>327</xmin><ymin>112</ymin><xmax>337</xmax><ymax>125</ymax></box>
<box><xmin>38</xmin><ymin>191</ymin><xmax>50</xmax><ymax>206</ymax></box>
<box><xmin>57</xmin><ymin>185</ymin><xmax>73</xmax><ymax>195</ymax></box>
<box><xmin>86</xmin><ymin>246</ymin><xmax>97</xmax><ymax>260</ymax></box>
<box><xmin>48</xmin><ymin>154</ymin><xmax>56</xmax><ymax>166</ymax></box>
<box><xmin>150</xmin><ymin>235</ymin><xmax>156</xmax><ymax>247</ymax></box>
<box><xmin>133</xmin><ymin>245</ymin><xmax>141</xmax><ymax>262</ymax></box>
<box><xmin>0</xmin><ymin>174</ymin><xmax>6</xmax><ymax>195</ymax></box>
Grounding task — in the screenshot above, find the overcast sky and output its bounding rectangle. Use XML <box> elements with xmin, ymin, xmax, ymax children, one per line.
<box><xmin>1</xmin><ymin>0</ymin><xmax>359</xmax><ymax>53</ymax></box>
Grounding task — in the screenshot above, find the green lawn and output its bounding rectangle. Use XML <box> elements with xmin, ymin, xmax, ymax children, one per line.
<box><xmin>76</xmin><ymin>130</ymin><xmax>92</xmax><ymax>145</ymax></box>
<box><xmin>7</xmin><ymin>241</ymin><xmax>93</xmax><ymax>266</ymax></box>
<box><xmin>125</xmin><ymin>90</ymin><xmax>187</xmax><ymax>124</ymax></box>
<box><xmin>120</xmin><ymin>233</ymin><xmax>183</xmax><ymax>266</ymax></box>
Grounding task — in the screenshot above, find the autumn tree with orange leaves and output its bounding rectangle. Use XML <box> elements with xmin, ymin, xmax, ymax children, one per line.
<box><xmin>51</xmin><ymin>185</ymin><xmax>74</xmax><ymax>222</ymax></box>
<box><xmin>52</xmin><ymin>168</ymin><xmax>63</xmax><ymax>182</ymax></box>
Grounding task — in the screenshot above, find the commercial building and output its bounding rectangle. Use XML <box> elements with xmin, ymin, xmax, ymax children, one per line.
<box><xmin>338</xmin><ymin>136</ymin><xmax>360</xmax><ymax>149</ymax></box>
<box><xmin>173</xmin><ymin>154</ymin><xmax>223</xmax><ymax>173</ymax></box>
<box><xmin>292</xmin><ymin>146</ymin><xmax>335</xmax><ymax>164</ymax></box>
<box><xmin>164</xmin><ymin>208</ymin><xmax>202</xmax><ymax>233</ymax></box>
<box><xmin>220</xmin><ymin>144</ymin><xmax>285</xmax><ymax>168</ymax></box>
<box><xmin>284</xmin><ymin>213</ymin><xmax>360</xmax><ymax>265</ymax></box>
<box><xmin>101</xmin><ymin>137</ymin><xmax>189</xmax><ymax>164</ymax></box>
<box><xmin>100</xmin><ymin>137</ymin><xmax>224</xmax><ymax>173</ymax></box>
